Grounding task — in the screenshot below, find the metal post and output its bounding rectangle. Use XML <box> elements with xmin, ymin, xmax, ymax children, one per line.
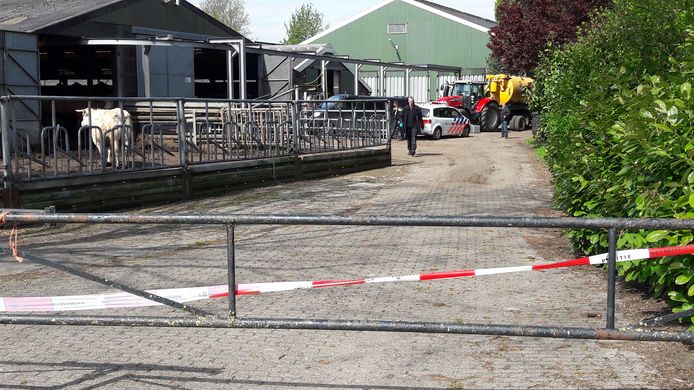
<box><xmin>379</xmin><ymin>66</ymin><xmax>385</xmax><ymax>96</ymax></box>
<box><xmin>426</xmin><ymin>71</ymin><xmax>431</xmax><ymax>101</ymax></box>
<box><xmin>291</xmin><ymin>101</ymin><xmax>299</xmax><ymax>157</ymax></box>
<box><xmin>1</xmin><ymin>98</ymin><xmax>13</xmax><ymax>191</ymax></box>
<box><xmin>288</xmin><ymin>57</ymin><xmax>294</xmax><ymax>95</ymax></box>
<box><xmin>606</xmin><ymin>228</ymin><xmax>618</xmax><ymax>329</ymax></box>
<box><xmin>226</xmin><ymin>50</ymin><xmax>236</xmax><ymax>100</ymax></box>
<box><xmin>226</xmin><ymin>224</ymin><xmax>236</xmax><ymax>317</ymax></box>
<box><xmin>386</xmin><ymin>100</ymin><xmax>392</xmax><ymax>143</ymax></box>
<box><xmin>176</xmin><ymin>100</ymin><xmax>187</xmax><ymax>167</ymax></box>
<box><xmin>354</xmin><ymin>64</ymin><xmax>361</xmax><ymax>95</ymax></box>
<box><xmin>321</xmin><ymin>60</ymin><xmax>328</xmax><ymax>98</ymax></box>
<box><xmin>239</xmin><ymin>40</ymin><xmax>247</xmax><ymax>101</ymax></box>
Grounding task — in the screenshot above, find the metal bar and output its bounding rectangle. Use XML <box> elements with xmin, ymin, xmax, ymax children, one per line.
<box><xmin>0</xmin><ymin>99</ymin><xmax>13</xmax><ymax>188</ymax></box>
<box><xmin>0</xmin><ymin>95</ymin><xmax>288</xmax><ymax>105</ymax></box>
<box><xmin>640</xmin><ymin>308</ymin><xmax>694</xmax><ymax>327</ymax></box>
<box><xmin>226</xmin><ymin>50</ymin><xmax>235</xmax><ymax>100</ymax></box>
<box><xmin>321</xmin><ymin>60</ymin><xmax>328</xmax><ymax>99</ymax></box>
<box><xmin>177</xmin><ymin>100</ymin><xmax>187</xmax><ymax>167</ymax></box>
<box><xmin>291</xmin><ymin>101</ymin><xmax>299</xmax><ymax>156</ymax></box>
<box><xmin>5</xmin><ymin>213</ymin><xmax>694</xmax><ymax>230</ymax></box>
<box><xmin>607</xmin><ymin>228</ymin><xmax>618</xmax><ymax>329</ymax></box>
<box><xmin>82</xmin><ymin>38</ymin><xmax>461</xmax><ymax>73</ymax></box>
<box><xmin>0</xmin><ymin>315</ymin><xmax>691</xmax><ymax>343</ymax></box>
<box><xmin>226</xmin><ymin>224</ymin><xmax>236</xmax><ymax>317</ymax></box>
<box><xmin>0</xmin><ymin>248</ymin><xmax>214</xmax><ymax>318</ymax></box>
<box><xmin>238</xmin><ymin>40</ymin><xmax>247</xmax><ymax>101</ymax></box>
<box><xmin>354</xmin><ymin>64</ymin><xmax>360</xmax><ymax>94</ymax></box>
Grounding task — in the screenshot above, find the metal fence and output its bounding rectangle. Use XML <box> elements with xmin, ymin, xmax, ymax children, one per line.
<box><xmin>0</xmin><ymin>95</ymin><xmax>390</xmax><ymax>181</ymax></box>
<box><xmin>0</xmin><ymin>211</ymin><xmax>692</xmax><ymax>344</ymax></box>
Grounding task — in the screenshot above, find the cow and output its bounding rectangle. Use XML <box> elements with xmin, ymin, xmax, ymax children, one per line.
<box><xmin>76</xmin><ymin>108</ymin><xmax>133</xmax><ymax>168</ymax></box>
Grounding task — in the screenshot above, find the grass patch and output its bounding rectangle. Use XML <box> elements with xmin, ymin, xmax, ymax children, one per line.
<box><xmin>191</xmin><ymin>240</ymin><xmax>218</xmax><ymax>247</ymax></box>
<box><xmin>526</xmin><ymin>137</ymin><xmax>546</xmax><ymax>161</ymax></box>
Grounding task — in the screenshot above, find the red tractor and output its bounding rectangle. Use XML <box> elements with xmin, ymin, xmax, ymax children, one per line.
<box><xmin>435</xmin><ymin>75</ymin><xmax>533</xmax><ymax>132</ymax></box>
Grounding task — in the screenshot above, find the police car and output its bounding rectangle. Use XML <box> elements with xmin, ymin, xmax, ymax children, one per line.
<box><xmin>419</xmin><ymin>103</ymin><xmax>471</xmax><ymax>140</ymax></box>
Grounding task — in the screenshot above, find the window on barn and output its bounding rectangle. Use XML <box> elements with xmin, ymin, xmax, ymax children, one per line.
<box><xmin>387</xmin><ymin>24</ymin><xmax>407</xmax><ymax>34</ymax></box>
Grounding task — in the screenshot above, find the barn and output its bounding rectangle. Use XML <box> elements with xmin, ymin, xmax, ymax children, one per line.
<box><xmin>301</xmin><ymin>0</ymin><xmax>495</xmax><ymax>100</ymax></box>
<box><xmin>0</xmin><ymin>0</ymin><xmax>460</xmax><ymax>211</ymax></box>
<box><xmin>0</xmin><ymin>0</ymin><xmax>252</xmax><ymax>140</ymax></box>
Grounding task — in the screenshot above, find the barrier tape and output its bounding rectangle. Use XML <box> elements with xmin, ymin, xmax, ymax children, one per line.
<box><xmin>1</xmin><ymin>244</ymin><xmax>693</xmax><ymax>313</ymax></box>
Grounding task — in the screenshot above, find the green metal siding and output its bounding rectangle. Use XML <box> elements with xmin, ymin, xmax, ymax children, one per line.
<box><xmin>305</xmin><ymin>0</ymin><xmax>490</xmax><ymax>70</ymax></box>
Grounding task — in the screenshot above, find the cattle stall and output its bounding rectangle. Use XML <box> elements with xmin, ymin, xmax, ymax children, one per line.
<box><xmin>0</xmin><ymin>95</ymin><xmax>391</xmax><ymax>210</ymax></box>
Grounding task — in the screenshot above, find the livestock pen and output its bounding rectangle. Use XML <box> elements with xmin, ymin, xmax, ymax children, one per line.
<box><xmin>0</xmin><ymin>95</ymin><xmax>392</xmax><ymax>211</ymax></box>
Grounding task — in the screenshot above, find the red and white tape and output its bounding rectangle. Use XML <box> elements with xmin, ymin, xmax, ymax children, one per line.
<box><xmin>2</xmin><ymin>244</ymin><xmax>693</xmax><ymax>313</ymax></box>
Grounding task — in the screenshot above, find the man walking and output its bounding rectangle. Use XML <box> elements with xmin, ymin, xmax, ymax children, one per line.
<box><xmin>401</xmin><ymin>96</ymin><xmax>422</xmax><ymax>156</ymax></box>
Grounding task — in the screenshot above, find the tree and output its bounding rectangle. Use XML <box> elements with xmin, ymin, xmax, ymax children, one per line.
<box><xmin>488</xmin><ymin>0</ymin><xmax>609</xmax><ymax>76</ymax></box>
<box><xmin>200</xmin><ymin>0</ymin><xmax>251</xmax><ymax>36</ymax></box>
<box><xmin>282</xmin><ymin>3</ymin><xmax>327</xmax><ymax>45</ymax></box>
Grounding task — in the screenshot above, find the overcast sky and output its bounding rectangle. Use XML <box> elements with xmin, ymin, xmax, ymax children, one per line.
<box><xmin>187</xmin><ymin>0</ymin><xmax>496</xmax><ymax>42</ymax></box>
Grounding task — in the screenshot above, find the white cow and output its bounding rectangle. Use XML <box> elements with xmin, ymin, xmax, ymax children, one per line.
<box><xmin>76</xmin><ymin>108</ymin><xmax>133</xmax><ymax>167</ymax></box>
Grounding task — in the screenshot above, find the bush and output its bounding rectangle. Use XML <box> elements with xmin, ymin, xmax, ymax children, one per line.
<box><xmin>533</xmin><ymin>0</ymin><xmax>694</xmax><ymax>327</ymax></box>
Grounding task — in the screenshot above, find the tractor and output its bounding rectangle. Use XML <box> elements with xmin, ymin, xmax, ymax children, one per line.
<box><xmin>435</xmin><ymin>74</ymin><xmax>533</xmax><ymax>132</ymax></box>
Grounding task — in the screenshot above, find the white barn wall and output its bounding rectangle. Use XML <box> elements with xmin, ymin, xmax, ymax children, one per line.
<box><xmin>362</xmin><ymin>74</ymin><xmax>485</xmax><ymax>103</ymax></box>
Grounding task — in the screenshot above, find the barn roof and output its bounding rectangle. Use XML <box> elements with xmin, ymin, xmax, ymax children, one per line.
<box><xmin>0</xmin><ymin>0</ymin><xmax>123</xmax><ymax>33</ymax></box>
<box><xmin>413</xmin><ymin>0</ymin><xmax>496</xmax><ymax>29</ymax></box>
<box><xmin>303</xmin><ymin>0</ymin><xmax>496</xmax><ymax>44</ymax></box>
<box><xmin>0</xmin><ymin>0</ymin><xmax>240</xmax><ymax>37</ymax></box>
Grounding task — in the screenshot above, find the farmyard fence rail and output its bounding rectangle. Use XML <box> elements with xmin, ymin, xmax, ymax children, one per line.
<box><xmin>0</xmin><ymin>211</ymin><xmax>692</xmax><ymax>344</ymax></box>
<box><xmin>0</xmin><ymin>95</ymin><xmax>391</xmax><ymax>181</ymax></box>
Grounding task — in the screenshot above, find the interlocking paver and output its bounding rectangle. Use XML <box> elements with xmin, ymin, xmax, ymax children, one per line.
<box><xmin>0</xmin><ymin>132</ymin><xmax>692</xmax><ymax>389</ymax></box>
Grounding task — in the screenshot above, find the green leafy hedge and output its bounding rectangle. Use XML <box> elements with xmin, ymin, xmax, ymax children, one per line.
<box><xmin>532</xmin><ymin>0</ymin><xmax>694</xmax><ymax>327</ymax></box>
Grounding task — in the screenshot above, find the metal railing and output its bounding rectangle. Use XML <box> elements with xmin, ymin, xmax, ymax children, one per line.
<box><xmin>0</xmin><ymin>96</ymin><xmax>391</xmax><ymax>182</ymax></box>
<box><xmin>0</xmin><ymin>211</ymin><xmax>692</xmax><ymax>344</ymax></box>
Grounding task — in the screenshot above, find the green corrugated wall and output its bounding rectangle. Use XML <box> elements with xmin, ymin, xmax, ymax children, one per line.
<box><xmin>305</xmin><ymin>0</ymin><xmax>491</xmax><ymax>70</ymax></box>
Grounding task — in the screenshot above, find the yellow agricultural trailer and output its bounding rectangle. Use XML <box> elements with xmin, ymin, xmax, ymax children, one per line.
<box><xmin>436</xmin><ymin>74</ymin><xmax>533</xmax><ymax>132</ymax></box>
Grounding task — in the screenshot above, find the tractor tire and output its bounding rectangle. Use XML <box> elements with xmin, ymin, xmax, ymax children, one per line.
<box><xmin>432</xmin><ymin>127</ymin><xmax>442</xmax><ymax>140</ymax></box>
<box><xmin>516</xmin><ymin>116</ymin><xmax>528</xmax><ymax>130</ymax></box>
<box><xmin>480</xmin><ymin>101</ymin><xmax>500</xmax><ymax>132</ymax></box>
<box><xmin>509</xmin><ymin>116</ymin><xmax>521</xmax><ymax>130</ymax></box>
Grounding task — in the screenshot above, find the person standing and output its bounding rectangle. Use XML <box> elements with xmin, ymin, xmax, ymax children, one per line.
<box><xmin>500</xmin><ymin>103</ymin><xmax>511</xmax><ymax>139</ymax></box>
<box><xmin>401</xmin><ymin>96</ymin><xmax>422</xmax><ymax>156</ymax></box>
<box><xmin>391</xmin><ymin>100</ymin><xmax>404</xmax><ymax>140</ymax></box>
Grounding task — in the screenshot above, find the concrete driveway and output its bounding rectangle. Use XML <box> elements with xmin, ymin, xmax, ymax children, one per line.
<box><xmin>0</xmin><ymin>131</ymin><xmax>692</xmax><ymax>389</ymax></box>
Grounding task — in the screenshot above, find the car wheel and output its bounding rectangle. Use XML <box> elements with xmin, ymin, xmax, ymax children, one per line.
<box><xmin>432</xmin><ymin>127</ymin><xmax>442</xmax><ymax>140</ymax></box>
<box><xmin>463</xmin><ymin>126</ymin><xmax>470</xmax><ymax>137</ymax></box>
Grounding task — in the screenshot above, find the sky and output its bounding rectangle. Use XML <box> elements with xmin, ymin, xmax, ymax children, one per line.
<box><xmin>187</xmin><ymin>0</ymin><xmax>496</xmax><ymax>43</ymax></box>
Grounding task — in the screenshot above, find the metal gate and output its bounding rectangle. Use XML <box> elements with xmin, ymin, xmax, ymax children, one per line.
<box><xmin>0</xmin><ymin>211</ymin><xmax>692</xmax><ymax>344</ymax></box>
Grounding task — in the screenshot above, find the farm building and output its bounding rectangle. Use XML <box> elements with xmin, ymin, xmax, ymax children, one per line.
<box><xmin>0</xmin><ymin>0</ymin><xmax>251</xmax><ymax>140</ymax></box>
<box><xmin>0</xmin><ymin>0</ymin><xmax>460</xmax><ymax>141</ymax></box>
<box><xmin>0</xmin><ymin>0</ymin><xmax>460</xmax><ymax>211</ymax></box>
<box><xmin>302</xmin><ymin>0</ymin><xmax>495</xmax><ymax>100</ymax></box>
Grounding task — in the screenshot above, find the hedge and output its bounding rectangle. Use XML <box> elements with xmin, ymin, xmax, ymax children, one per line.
<box><xmin>532</xmin><ymin>0</ymin><xmax>694</xmax><ymax>327</ymax></box>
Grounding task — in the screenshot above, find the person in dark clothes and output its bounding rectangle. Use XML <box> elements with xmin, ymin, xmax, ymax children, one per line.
<box><xmin>500</xmin><ymin>103</ymin><xmax>511</xmax><ymax>139</ymax></box>
<box><xmin>401</xmin><ymin>96</ymin><xmax>422</xmax><ymax>156</ymax></box>
<box><xmin>392</xmin><ymin>100</ymin><xmax>404</xmax><ymax>140</ymax></box>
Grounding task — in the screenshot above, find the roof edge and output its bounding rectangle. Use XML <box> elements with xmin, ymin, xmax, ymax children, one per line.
<box><xmin>301</xmin><ymin>0</ymin><xmax>394</xmax><ymax>44</ymax></box>
<box><xmin>31</xmin><ymin>0</ymin><xmax>246</xmax><ymax>39</ymax></box>
<box><xmin>401</xmin><ymin>0</ymin><xmax>490</xmax><ymax>32</ymax></box>
<box><xmin>26</xmin><ymin>0</ymin><xmax>125</xmax><ymax>33</ymax></box>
